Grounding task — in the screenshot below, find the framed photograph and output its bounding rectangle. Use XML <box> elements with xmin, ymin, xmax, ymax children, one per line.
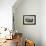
<box><xmin>23</xmin><ymin>15</ymin><xmax>36</xmax><ymax>25</ymax></box>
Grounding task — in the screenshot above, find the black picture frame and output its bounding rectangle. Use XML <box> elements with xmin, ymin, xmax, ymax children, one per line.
<box><xmin>23</xmin><ymin>15</ymin><xmax>36</xmax><ymax>25</ymax></box>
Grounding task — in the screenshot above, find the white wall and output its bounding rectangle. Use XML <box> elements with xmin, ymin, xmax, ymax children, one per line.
<box><xmin>41</xmin><ymin>0</ymin><xmax>46</xmax><ymax>46</ymax></box>
<box><xmin>0</xmin><ymin>0</ymin><xmax>16</xmax><ymax>30</ymax></box>
<box><xmin>13</xmin><ymin>0</ymin><xmax>46</xmax><ymax>46</ymax></box>
<box><xmin>13</xmin><ymin>0</ymin><xmax>41</xmax><ymax>46</ymax></box>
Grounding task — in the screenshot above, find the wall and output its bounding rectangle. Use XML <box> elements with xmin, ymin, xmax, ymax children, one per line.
<box><xmin>41</xmin><ymin>0</ymin><xmax>46</xmax><ymax>46</ymax></box>
<box><xmin>0</xmin><ymin>0</ymin><xmax>16</xmax><ymax>30</ymax></box>
<box><xmin>13</xmin><ymin>0</ymin><xmax>41</xmax><ymax>46</ymax></box>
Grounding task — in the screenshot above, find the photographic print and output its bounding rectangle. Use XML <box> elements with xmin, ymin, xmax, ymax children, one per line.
<box><xmin>23</xmin><ymin>15</ymin><xmax>36</xmax><ymax>25</ymax></box>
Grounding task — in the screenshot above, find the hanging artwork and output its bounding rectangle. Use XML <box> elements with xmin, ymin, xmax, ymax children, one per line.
<box><xmin>23</xmin><ymin>15</ymin><xmax>36</xmax><ymax>25</ymax></box>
